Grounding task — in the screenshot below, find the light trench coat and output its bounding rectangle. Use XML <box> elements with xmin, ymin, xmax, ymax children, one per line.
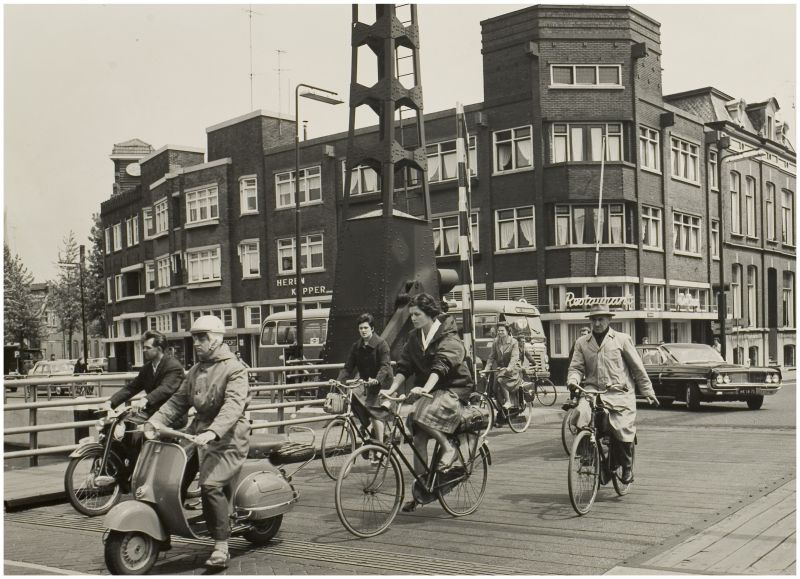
<box><xmin>567</xmin><ymin>328</ymin><xmax>655</xmax><ymax>442</ymax></box>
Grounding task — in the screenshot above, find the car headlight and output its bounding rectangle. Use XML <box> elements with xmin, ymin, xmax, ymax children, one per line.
<box><xmin>715</xmin><ymin>374</ymin><xmax>724</xmax><ymax>384</ymax></box>
<box><xmin>723</xmin><ymin>375</ymin><xmax>731</xmax><ymax>384</ymax></box>
<box><xmin>113</xmin><ymin>423</ymin><xmax>127</xmax><ymax>441</ymax></box>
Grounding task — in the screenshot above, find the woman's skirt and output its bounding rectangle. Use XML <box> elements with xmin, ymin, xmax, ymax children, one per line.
<box><xmin>412</xmin><ymin>389</ymin><xmax>462</xmax><ymax>434</ymax></box>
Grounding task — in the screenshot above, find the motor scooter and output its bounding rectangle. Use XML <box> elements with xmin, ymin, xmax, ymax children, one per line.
<box><xmin>102</xmin><ymin>422</ymin><xmax>314</xmax><ymax>575</ymax></box>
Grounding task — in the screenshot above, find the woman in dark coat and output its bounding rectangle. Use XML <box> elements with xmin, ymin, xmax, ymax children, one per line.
<box><xmin>382</xmin><ymin>293</ymin><xmax>474</xmax><ymax>512</ymax></box>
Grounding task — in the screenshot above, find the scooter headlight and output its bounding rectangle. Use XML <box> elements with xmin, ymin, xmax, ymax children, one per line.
<box><xmin>142</xmin><ymin>422</ymin><xmax>158</xmax><ymax>440</ymax></box>
<box><xmin>113</xmin><ymin>422</ymin><xmax>127</xmax><ymax>441</ymax></box>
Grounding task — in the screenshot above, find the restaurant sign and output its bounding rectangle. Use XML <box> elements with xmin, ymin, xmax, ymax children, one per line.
<box><xmin>564</xmin><ymin>292</ymin><xmax>633</xmax><ymax>310</ymax></box>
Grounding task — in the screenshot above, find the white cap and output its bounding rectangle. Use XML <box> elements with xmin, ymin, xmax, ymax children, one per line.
<box><xmin>190</xmin><ymin>315</ymin><xmax>225</xmax><ymax>335</ymax></box>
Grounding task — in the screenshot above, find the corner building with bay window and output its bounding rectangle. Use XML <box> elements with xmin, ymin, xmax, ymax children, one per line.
<box><xmin>100</xmin><ymin>5</ymin><xmax>795</xmax><ymax>380</ymax></box>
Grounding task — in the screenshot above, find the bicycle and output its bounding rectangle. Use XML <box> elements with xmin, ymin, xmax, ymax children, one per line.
<box><xmin>476</xmin><ymin>369</ymin><xmax>533</xmax><ymax>433</ymax></box>
<box><xmin>567</xmin><ymin>383</ymin><xmax>636</xmax><ymax>516</ymax></box>
<box><xmin>320</xmin><ymin>379</ymin><xmax>382</xmax><ymax>480</ymax></box>
<box><xmin>561</xmin><ymin>403</ymin><xmax>579</xmax><ymax>455</ymax></box>
<box><xmin>521</xmin><ymin>368</ymin><xmax>557</xmax><ymax>407</ymax></box>
<box><xmin>334</xmin><ymin>391</ymin><xmax>491</xmax><ymax>538</ymax></box>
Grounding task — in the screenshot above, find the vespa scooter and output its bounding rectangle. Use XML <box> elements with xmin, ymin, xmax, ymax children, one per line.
<box><xmin>103</xmin><ymin>423</ymin><xmax>313</xmax><ymax>575</ymax></box>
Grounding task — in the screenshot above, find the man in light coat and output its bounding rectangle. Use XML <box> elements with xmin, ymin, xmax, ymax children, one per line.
<box><xmin>150</xmin><ymin>315</ymin><xmax>250</xmax><ymax>569</ymax></box>
<box><xmin>567</xmin><ymin>304</ymin><xmax>658</xmax><ymax>484</ymax></box>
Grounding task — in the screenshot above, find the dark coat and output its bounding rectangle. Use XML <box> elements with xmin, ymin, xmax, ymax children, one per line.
<box><xmin>396</xmin><ymin>315</ymin><xmax>474</xmax><ymax>401</ymax></box>
<box><xmin>109</xmin><ymin>355</ymin><xmax>185</xmax><ymax>417</ymax></box>
<box><xmin>337</xmin><ymin>334</ymin><xmax>393</xmax><ymax>388</ymax></box>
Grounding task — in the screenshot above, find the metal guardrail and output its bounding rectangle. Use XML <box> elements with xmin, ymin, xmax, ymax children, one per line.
<box><xmin>4</xmin><ymin>363</ymin><xmax>346</xmax><ymax>466</ymax></box>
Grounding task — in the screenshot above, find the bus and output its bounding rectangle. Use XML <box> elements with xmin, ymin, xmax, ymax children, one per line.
<box><xmin>258</xmin><ymin>308</ymin><xmax>330</xmax><ymax>371</ymax></box>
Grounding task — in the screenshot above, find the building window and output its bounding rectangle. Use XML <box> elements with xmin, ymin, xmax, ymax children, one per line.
<box><xmin>104</xmin><ymin>227</ymin><xmax>111</xmax><ymax>254</ymax></box>
<box><xmin>277</xmin><ymin>234</ymin><xmax>324</xmax><ymax>275</ymax></box>
<box><xmin>114</xmin><ymin>274</ymin><xmax>123</xmax><ymax>300</ymax></box>
<box><xmin>766</xmin><ymin>182</ymin><xmax>776</xmax><ymax>240</ymax></box>
<box><xmin>154</xmin><ymin>199</ymin><xmax>169</xmax><ymax>234</ymax></box>
<box><xmin>745</xmin><ymin>177</ymin><xmax>756</xmax><ymax>237</ymax></box>
<box><xmin>240</xmin><ymin>176</ymin><xmax>258</xmax><ymax>214</ymax></box>
<box><xmin>731</xmin><ymin>264</ymin><xmax>742</xmax><ymax>320</ymax></box>
<box><xmin>156</xmin><ymin>256</ymin><xmax>170</xmax><ymax>289</ymax></box>
<box><xmin>747</xmin><ymin>266</ymin><xmax>757</xmax><ymax>327</ymax></box>
<box><xmin>639</xmin><ymin>127</ymin><xmax>660</xmax><ymax>172</ymax></box>
<box><xmin>191</xmin><ymin>308</ymin><xmax>235</xmax><ymax>328</ymax></box>
<box><xmin>126</xmin><ymin>216</ymin><xmax>139</xmax><ymax>247</ymax></box>
<box><xmin>113</xmin><ymin>223</ymin><xmax>122</xmax><ymax>251</ymax></box>
<box><xmin>176</xmin><ymin>312</ymin><xmax>188</xmax><ymax>332</ymax></box>
<box><xmin>672</xmin><ymin>212</ymin><xmax>701</xmax><ymax>256</ymax></box>
<box><xmin>142</xmin><ymin>207</ymin><xmax>153</xmax><ymax>239</ymax></box>
<box><xmin>552</xmin><ymin>123</ymin><xmax>622</xmax><ymax>163</ymax></box>
<box><xmin>711</xmin><ymin>220</ymin><xmax>720</xmax><ymax>258</ymax></box>
<box><xmin>342</xmin><ymin>163</ymin><xmax>380</xmax><ymax>196</ymax></box>
<box><xmin>708</xmin><ymin>150</ymin><xmax>719</xmax><ymax>190</ymax></box>
<box><xmin>432</xmin><ymin>213</ymin><xmax>479</xmax><ymax>257</ymax></box>
<box><xmin>643</xmin><ymin>285</ymin><xmax>665</xmax><ymax>311</ymax></box>
<box><xmin>781</xmin><ymin>189</ymin><xmax>794</xmax><ymax>244</ymax></box>
<box><xmin>150</xmin><ymin>313</ymin><xmax>172</xmax><ymax>333</ymax></box>
<box><xmin>187</xmin><ymin>247</ymin><xmax>222</xmax><ymax>283</ymax></box>
<box><xmin>493</xmin><ymin>126</ymin><xmax>532</xmax><ymax>173</ymax></box>
<box><xmin>145</xmin><ymin>262</ymin><xmax>155</xmax><ymax>292</ymax></box>
<box><xmin>106</xmin><ymin>277</ymin><xmax>113</xmax><ymax>303</ymax></box>
<box><xmin>495</xmin><ymin>206</ymin><xmax>535</xmax><ymax>251</ymax></box>
<box><xmin>782</xmin><ymin>272</ymin><xmax>794</xmax><ymax>327</ymax></box>
<box><xmin>669</xmin><ymin>287</ymin><xmax>710</xmax><ymax>313</ymax></box>
<box><xmin>427</xmin><ymin>136</ymin><xmax>477</xmax><ymax>182</ymax></box>
<box><xmin>238</xmin><ymin>240</ymin><xmax>260</xmax><ymax>278</ymax></box>
<box><xmin>245</xmin><ymin>306</ymin><xmax>262</xmax><ymax>328</ymax></box>
<box><xmin>641</xmin><ymin>206</ymin><xmax>662</xmax><ymax>249</ymax></box>
<box><xmin>550</xmin><ymin>64</ymin><xmax>622</xmax><ymax>87</ymax></box>
<box><xmin>554</xmin><ymin>204</ymin><xmax>626</xmax><ymax>246</ymax></box>
<box><xmin>730</xmin><ymin>172</ymin><xmax>741</xmax><ymax>234</ymax></box>
<box><xmin>275</xmin><ymin>166</ymin><xmax>321</xmax><ymax>208</ymax></box>
<box><xmin>186</xmin><ymin>186</ymin><xmax>219</xmax><ymax>225</ymax></box>
<box><xmin>670</xmin><ymin>137</ymin><xmax>699</xmax><ymax>184</ymax></box>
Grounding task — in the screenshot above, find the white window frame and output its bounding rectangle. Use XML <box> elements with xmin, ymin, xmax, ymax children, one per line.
<box><xmin>641</xmin><ymin>206</ymin><xmax>662</xmax><ymax>249</ymax></box>
<box><xmin>431</xmin><ymin>213</ymin><xmax>479</xmax><ymax>257</ymax></box>
<box><xmin>276</xmin><ymin>234</ymin><xmax>324</xmax><ymax>275</ymax></box>
<box><xmin>185</xmin><ymin>185</ymin><xmax>219</xmax><ymax>226</ymax></box>
<box><xmin>143</xmin><ymin>207</ymin><xmax>154</xmax><ymax>239</ymax></box>
<box><xmin>239</xmin><ymin>175</ymin><xmax>258</xmax><ymax>214</ymax></box>
<box><xmin>427</xmin><ymin>136</ymin><xmax>477</xmax><ymax>183</ymax></box>
<box><xmin>730</xmin><ymin>172</ymin><xmax>741</xmax><ymax>234</ymax></box>
<box><xmin>493</xmin><ymin>126</ymin><xmax>533</xmax><ymax>173</ymax></box>
<box><xmin>150</xmin><ymin>313</ymin><xmax>172</xmax><ymax>333</ymax></box>
<box><xmin>275</xmin><ymin>166</ymin><xmax>321</xmax><ymax>209</ymax></box>
<box><xmin>156</xmin><ymin>256</ymin><xmax>171</xmax><ymax>289</ymax></box>
<box><xmin>781</xmin><ymin>189</ymin><xmax>794</xmax><ymax>245</ymax></box>
<box><xmin>104</xmin><ymin>227</ymin><xmax>111</xmax><ymax>254</ymax></box>
<box><xmin>245</xmin><ymin>305</ymin><xmax>262</xmax><ymax>328</ymax></box>
<box><xmin>639</xmin><ymin>126</ymin><xmax>660</xmax><ymax>172</ymax></box>
<box><xmin>552</xmin><ymin>123</ymin><xmax>623</xmax><ymax>163</ymax></box>
<box><xmin>670</xmin><ymin>136</ymin><xmax>700</xmax><ymax>184</ymax></box>
<box><xmin>154</xmin><ymin>199</ymin><xmax>169</xmax><ymax>235</ymax></box>
<box><xmin>186</xmin><ymin>246</ymin><xmax>222</xmax><ymax>284</ymax></box>
<box><xmin>708</xmin><ymin>150</ymin><xmax>719</xmax><ymax>190</ymax></box>
<box><xmin>190</xmin><ymin>308</ymin><xmax>235</xmax><ymax>329</ymax></box>
<box><xmin>113</xmin><ymin>223</ymin><xmax>122</xmax><ymax>251</ymax></box>
<box><xmin>550</xmin><ymin>64</ymin><xmax>622</xmax><ymax>88</ymax></box>
<box><xmin>782</xmin><ymin>272</ymin><xmax>794</xmax><ymax>327</ymax></box>
<box><xmin>731</xmin><ymin>264</ymin><xmax>742</xmax><ymax>320</ymax></box>
<box><xmin>766</xmin><ymin>182</ymin><xmax>776</xmax><ymax>241</ymax></box>
<box><xmin>672</xmin><ymin>211</ymin><xmax>702</xmax><ymax>256</ymax></box>
<box><xmin>745</xmin><ymin>176</ymin><xmax>757</xmax><ymax>237</ymax></box>
<box><xmin>106</xmin><ymin>277</ymin><xmax>113</xmax><ymax>303</ymax></box>
<box><xmin>126</xmin><ymin>216</ymin><xmax>139</xmax><ymax>247</ymax></box>
<box><xmin>711</xmin><ymin>220</ymin><xmax>720</xmax><ymax>259</ymax></box>
<box><xmin>643</xmin><ymin>284</ymin><xmax>665</xmax><ymax>311</ymax></box>
<box><xmin>554</xmin><ymin>204</ymin><xmax>626</xmax><ymax>246</ymax></box>
<box><xmin>342</xmin><ymin>162</ymin><xmax>380</xmax><ymax>196</ymax></box>
<box><xmin>495</xmin><ymin>206</ymin><xmax>535</xmax><ymax>252</ymax></box>
<box><xmin>114</xmin><ymin>274</ymin><xmax>123</xmax><ymax>300</ymax></box>
<box><xmin>145</xmin><ymin>262</ymin><xmax>155</xmax><ymax>293</ymax></box>
<box><xmin>747</xmin><ymin>265</ymin><xmax>757</xmax><ymax>327</ymax></box>
<box><xmin>238</xmin><ymin>239</ymin><xmax>261</xmax><ymax>279</ymax></box>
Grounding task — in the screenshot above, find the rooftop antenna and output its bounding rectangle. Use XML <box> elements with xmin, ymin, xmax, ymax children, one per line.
<box><xmin>275</xmin><ymin>49</ymin><xmax>290</xmax><ymax>135</ymax></box>
<box><xmin>243</xmin><ymin>6</ymin><xmax>261</xmax><ymax>111</ymax></box>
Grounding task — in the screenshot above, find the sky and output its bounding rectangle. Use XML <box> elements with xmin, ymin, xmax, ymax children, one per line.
<box><xmin>4</xmin><ymin>2</ymin><xmax>796</xmax><ymax>282</ymax></box>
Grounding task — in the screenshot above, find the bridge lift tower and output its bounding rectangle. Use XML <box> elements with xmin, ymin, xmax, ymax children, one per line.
<box><xmin>323</xmin><ymin>4</ymin><xmax>454</xmax><ymax>364</ymax></box>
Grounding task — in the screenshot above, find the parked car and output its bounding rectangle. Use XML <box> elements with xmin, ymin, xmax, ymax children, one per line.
<box><xmin>87</xmin><ymin>357</ymin><xmax>108</xmax><ymax>373</ymax></box>
<box><xmin>635</xmin><ymin>343</ymin><xmax>782</xmax><ymax>410</ymax></box>
<box><xmin>27</xmin><ymin>359</ymin><xmax>90</xmax><ymax>397</ymax></box>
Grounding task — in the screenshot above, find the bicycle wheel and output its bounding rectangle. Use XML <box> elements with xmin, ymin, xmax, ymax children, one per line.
<box><xmin>561</xmin><ymin>407</ymin><xmax>579</xmax><ymax>455</ymax></box>
<box><xmin>437</xmin><ymin>437</ymin><xmax>489</xmax><ymax>516</ymax></box>
<box><xmin>612</xmin><ymin>442</ymin><xmax>636</xmax><ymax>496</ymax></box>
<box><xmin>535</xmin><ymin>378</ymin><xmax>558</xmax><ymax>406</ymax></box>
<box><xmin>507</xmin><ymin>397</ymin><xmax>533</xmax><ymax>433</ymax></box>
<box><xmin>335</xmin><ymin>444</ymin><xmax>403</xmax><ymax>538</ymax></box>
<box><xmin>568</xmin><ymin>430</ymin><xmax>600</xmax><ymax>516</ymax></box>
<box><xmin>473</xmin><ymin>392</ymin><xmax>495</xmax><ymax>430</ymax></box>
<box><xmin>321</xmin><ymin>417</ymin><xmax>357</xmax><ymax>480</ymax></box>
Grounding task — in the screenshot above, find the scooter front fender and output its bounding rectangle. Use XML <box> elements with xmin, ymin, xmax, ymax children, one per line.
<box><xmin>104</xmin><ymin>500</ymin><xmax>167</xmax><ymax>542</ymax></box>
<box><xmin>69</xmin><ymin>441</ymin><xmax>103</xmax><ymax>459</ymax></box>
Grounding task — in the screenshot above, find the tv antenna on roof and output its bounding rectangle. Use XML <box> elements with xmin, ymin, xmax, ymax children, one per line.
<box><xmin>243</xmin><ymin>5</ymin><xmax>263</xmax><ymax>111</ymax></box>
<box><xmin>275</xmin><ymin>49</ymin><xmax>290</xmax><ymax>117</ymax></box>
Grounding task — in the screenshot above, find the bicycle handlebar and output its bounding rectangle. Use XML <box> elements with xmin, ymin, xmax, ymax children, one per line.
<box><xmin>379</xmin><ymin>390</ymin><xmax>434</xmax><ymax>403</ymax></box>
<box><xmin>571</xmin><ymin>383</ymin><xmax>629</xmax><ymax>395</ymax></box>
<box><xmin>328</xmin><ymin>378</ymin><xmax>377</xmax><ymax>389</ymax></box>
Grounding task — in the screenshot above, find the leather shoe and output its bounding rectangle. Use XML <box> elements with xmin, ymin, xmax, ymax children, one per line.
<box><xmin>401</xmin><ymin>500</ymin><xmax>419</xmax><ymax>513</ymax></box>
<box><xmin>204</xmin><ymin>549</ymin><xmax>230</xmax><ymax>568</ymax></box>
<box><xmin>620</xmin><ymin>467</ymin><xmax>634</xmax><ymax>484</ymax></box>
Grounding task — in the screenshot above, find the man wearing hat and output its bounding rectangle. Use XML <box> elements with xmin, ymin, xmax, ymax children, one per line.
<box><xmin>567</xmin><ymin>304</ymin><xmax>658</xmax><ymax>484</ymax></box>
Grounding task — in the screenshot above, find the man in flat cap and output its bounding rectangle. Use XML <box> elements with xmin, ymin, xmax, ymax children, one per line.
<box><xmin>567</xmin><ymin>304</ymin><xmax>658</xmax><ymax>484</ymax></box>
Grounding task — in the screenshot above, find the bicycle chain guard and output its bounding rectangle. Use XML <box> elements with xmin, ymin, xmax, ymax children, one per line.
<box><xmin>411</xmin><ymin>480</ymin><xmax>435</xmax><ymax>505</ymax></box>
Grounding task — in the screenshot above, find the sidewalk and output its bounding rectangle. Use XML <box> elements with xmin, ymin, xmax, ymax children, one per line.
<box><xmin>606</xmin><ymin>479</ymin><xmax>796</xmax><ymax>575</ymax></box>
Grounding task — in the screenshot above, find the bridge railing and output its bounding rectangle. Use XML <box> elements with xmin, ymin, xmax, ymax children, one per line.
<box><xmin>4</xmin><ymin>363</ymin><xmax>346</xmax><ymax>467</ymax></box>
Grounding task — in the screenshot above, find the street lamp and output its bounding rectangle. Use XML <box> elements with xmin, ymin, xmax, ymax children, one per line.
<box><xmin>57</xmin><ymin>244</ymin><xmax>89</xmax><ymax>363</ymax></box>
<box><xmin>294</xmin><ymin>83</ymin><xmax>343</xmax><ymax>358</ymax></box>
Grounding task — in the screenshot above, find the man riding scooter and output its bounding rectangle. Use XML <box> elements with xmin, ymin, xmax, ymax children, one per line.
<box><xmin>149</xmin><ymin>315</ymin><xmax>250</xmax><ymax>569</ymax></box>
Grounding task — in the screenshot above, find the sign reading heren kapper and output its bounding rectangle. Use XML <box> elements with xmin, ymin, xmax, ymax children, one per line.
<box><xmin>275</xmin><ymin>276</ymin><xmax>330</xmax><ymax>297</ymax></box>
<box><xmin>564</xmin><ymin>292</ymin><xmax>633</xmax><ymax>310</ymax></box>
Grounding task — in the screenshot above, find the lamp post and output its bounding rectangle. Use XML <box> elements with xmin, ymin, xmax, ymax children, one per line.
<box><xmin>294</xmin><ymin>83</ymin><xmax>343</xmax><ymax>358</ymax></box>
<box><xmin>57</xmin><ymin>244</ymin><xmax>89</xmax><ymax>363</ymax></box>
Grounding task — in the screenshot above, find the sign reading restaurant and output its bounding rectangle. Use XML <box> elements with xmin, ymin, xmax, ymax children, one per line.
<box><xmin>564</xmin><ymin>292</ymin><xmax>633</xmax><ymax>310</ymax></box>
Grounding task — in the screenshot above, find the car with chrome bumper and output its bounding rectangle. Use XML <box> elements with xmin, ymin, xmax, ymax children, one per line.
<box><xmin>635</xmin><ymin>343</ymin><xmax>782</xmax><ymax>411</ymax></box>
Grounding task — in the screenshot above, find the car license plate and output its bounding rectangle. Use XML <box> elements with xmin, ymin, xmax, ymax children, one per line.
<box><xmin>739</xmin><ymin>388</ymin><xmax>760</xmax><ymax>395</ymax></box>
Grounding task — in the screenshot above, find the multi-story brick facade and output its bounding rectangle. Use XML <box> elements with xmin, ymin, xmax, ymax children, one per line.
<box><xmin>100</xmin><ymin>5</ymin><xmax>795</xmax><ymax>378</ymax></box>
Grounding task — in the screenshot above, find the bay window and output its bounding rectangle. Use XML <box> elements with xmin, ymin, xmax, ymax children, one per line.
<box><xmin>552</xmin><ymin>123</ymin><xmax>623</xmax><ymax>163</ymax></box>
<box><xmin>554</xmin><ymin>204</ymin><xmax>626</xmax><ymax>246</ymax></box>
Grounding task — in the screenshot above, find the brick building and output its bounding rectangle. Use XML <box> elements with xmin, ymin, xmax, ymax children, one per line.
<box><xmin>99</xmin><ymin>5</ymin><xmax>795</xmax><ymax>377</ymax></box>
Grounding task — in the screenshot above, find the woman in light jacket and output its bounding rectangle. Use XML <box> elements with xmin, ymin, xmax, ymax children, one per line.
<box><xmin>483</xmin><ymin>322</ymin><xmax>522</xmax><ymax>409</ymax></box>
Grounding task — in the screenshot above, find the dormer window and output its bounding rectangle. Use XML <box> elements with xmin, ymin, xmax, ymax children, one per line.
<box><xmin>766</xmin><ymin>115</ymin><xmax>774</xmax><ymax>140</ymax></box>
<box><xmin>726</xmin><ymin>99</ymin><xmax>747</xmax><ymax>126</ymax></box>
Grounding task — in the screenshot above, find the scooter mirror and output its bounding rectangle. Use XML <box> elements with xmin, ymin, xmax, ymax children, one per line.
<box><xmin>142</xmin><ymin>422</ymin><xmax>158</xmax><ymax>440</ymax></box>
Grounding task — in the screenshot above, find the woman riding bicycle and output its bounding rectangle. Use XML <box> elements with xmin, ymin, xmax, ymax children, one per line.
<box><xmin>482</xmin><ymin>322</ymin><xmax>522</xmax><ymax>410</ymax></box>
<box><xmin>380</xmin><ymin>293</ymin><xmax>474</xmax><ymax>512</ymax></box>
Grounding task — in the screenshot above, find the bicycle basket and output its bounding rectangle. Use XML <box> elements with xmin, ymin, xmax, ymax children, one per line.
<box><xmin>521</xmin><ymin>382</ymin><xmax>536</xmax><ymax>403</ymax></box>
<box><xmin>455</xmin><ymin>405</ymin><xmax>490</xmax><ymax>434</ymax></box>
<box><xmin>323</xmin><ymin>392</ymin><xmax>348</xmax><ymax>414</ymax></box>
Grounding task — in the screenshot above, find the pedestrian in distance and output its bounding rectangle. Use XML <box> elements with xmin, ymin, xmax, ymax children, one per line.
<box><xmin>567</xmin><ymin>304</ymin><xmax>659</xmax><ymax>484</ymax></box>
<box><xmin>381</xmin><ymin>293</ymin><xmax>474</xmax><ymax>512</ymax></box>
<box><xmin>333</xmin><ymin>313</ymin><xmax>393</xmax><ymax>452</ymax></box>
<box><xmin>235</xmin><ymin>350</ymin><xmax>250</xmax><ymax>368</ymax></box>
<box><xmin>712</xmin><ymin>337</ymin><xmax>722</xmax><ymax>353</ymax></box>
<box><xmin>481</xmin><ymin>322</ymin><xmax>522</xmax><ymax>409</ymax></box>
<box><xmin>50</xmin><ymin>353</ymin><xmax>56</xmax><ymax>361</ymax></box>
<box><xmin>150</xmin><ymin>315</ymin><xmax>251</xmax><ymax>569</ymax></box>
<box><xmin>73</xmin><ymin>357</ymin><xmax>88</xmax><ymax>374</ymax></box>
